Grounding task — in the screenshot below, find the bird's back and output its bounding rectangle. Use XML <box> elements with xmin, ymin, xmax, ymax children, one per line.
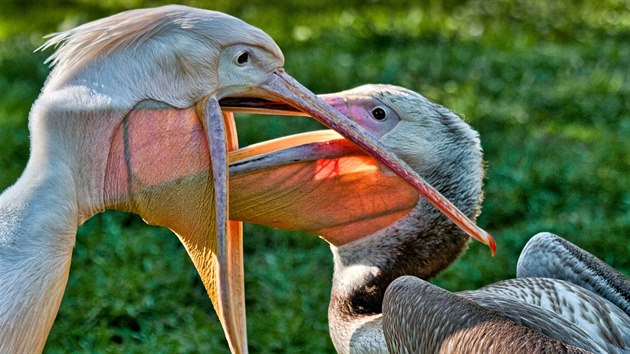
<box><xmin>382</xmin><ymin>276</ymin><xmax>589</xmax><ymax>354</ymax></box>
<box><xmin>517</xmin><ymin>232</ymin><xmax>630</xmax><ymax>316</ymax></box>
<box><xmin>462</xmin><ymin>277</ymin><xmax>630</xmax><ymax>353</ymax></box>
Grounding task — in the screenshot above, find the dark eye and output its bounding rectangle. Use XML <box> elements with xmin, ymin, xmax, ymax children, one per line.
<box><xmin>371</xmin><ymin>107</ymin><xmax>387</xmax><ymax>120</ymax></box>
<box><xmin>236</xmin><ymin>52</ymin><xmax>249</xmax><ymax>65</ymax></box>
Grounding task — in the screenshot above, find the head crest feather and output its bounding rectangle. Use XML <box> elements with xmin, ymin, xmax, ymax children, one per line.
<box><xmin>37</xmin><ymin>5</ymin><xmax>281</xmax><ymax>77</ymax></box>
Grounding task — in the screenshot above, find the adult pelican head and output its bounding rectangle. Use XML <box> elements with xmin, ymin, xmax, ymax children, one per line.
<box><xmin>0</xmin><ymin>6</ymin><xmax>493</xmax><ymax>352</ymax></box>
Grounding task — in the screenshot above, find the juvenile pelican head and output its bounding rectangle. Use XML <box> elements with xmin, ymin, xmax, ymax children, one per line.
<box><xmin>228</xmin><ymin>84</ymin><xmax>492</xmax><ymax>250</ymax></box>
<box><xmin>228</xmin><ymin>84</ymin><xmax>489</xmax><ymax>353</ymax></box>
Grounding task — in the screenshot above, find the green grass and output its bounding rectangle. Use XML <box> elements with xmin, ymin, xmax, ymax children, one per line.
<box><xmin>1</xmin><ymin>0</ymin><xmax>629</xmax><ymax>352</ymax></box>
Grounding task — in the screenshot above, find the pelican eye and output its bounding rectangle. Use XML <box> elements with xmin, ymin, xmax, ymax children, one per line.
<box><xmin>236</xmin><ymin>52</ymin><xmax>249</xmax><ymax>65</ymax></box>
<box><xmin>371</xmin><ymin>107</ymin><xmax>387</xmax><ymax>120</ymax></box>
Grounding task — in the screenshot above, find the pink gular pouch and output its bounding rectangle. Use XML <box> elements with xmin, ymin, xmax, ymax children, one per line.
<box><xmin>103</xmin><ymin>99</ymin><xmax>419</xmax><ymax>246</ymax></box>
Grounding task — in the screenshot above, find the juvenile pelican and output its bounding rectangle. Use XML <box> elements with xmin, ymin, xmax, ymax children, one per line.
<box><xmin>227</xmin><ymin>85</ymin><xmax>630</xmax><ymax>353</ymax></box>
<box><xmin>229</xmin><ymin>84</ymin><xmax>487</xmax><ymax>353</ymax></box>
<box><xmin>0</xmin><ymin>7</ymin><xmax>490</xmax><ymax>353</ymax></box>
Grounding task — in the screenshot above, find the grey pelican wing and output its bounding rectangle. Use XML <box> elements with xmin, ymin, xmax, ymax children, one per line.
<box><xmin>469</xmin><ymin>277</ymin><xmax>630</xmax><ymax>353</ymax></box>
<box><xmin>517</xmin><ymin>232</ymin><xmax>630</xmax><ymax>316</ymax></box>
<box><xmin>460</xmin><ymin>292</ymin><xmax>605</xmax><ymax>353</ymax></box>
<box><xmin>382</xmin><ymin>276</ymin><xmax>589</xmax><ymax>354</ymax></box>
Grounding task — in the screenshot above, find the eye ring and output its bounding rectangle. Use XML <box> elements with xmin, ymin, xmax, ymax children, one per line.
<box><xmin>371</xmin><ymin>107</ymin><xmax>387</xmax><ymax>120</ymax></box>
<box><xmin>236</xmin><ymin>52</ymin><xmax>249</xmax><ymax>65</ymax></box>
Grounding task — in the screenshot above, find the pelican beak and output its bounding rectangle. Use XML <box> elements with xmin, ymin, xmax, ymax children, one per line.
<box><xmin>222</xmin><ymin>72</ymin><xmax>496</xmax><ymax>255</ymax></box>
<box><xmin>198</xmin><ymin>98</ymin><xmax>246</xmax><ymax>354</ymax></box>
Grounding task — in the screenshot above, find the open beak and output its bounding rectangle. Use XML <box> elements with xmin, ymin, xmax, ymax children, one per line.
<box><xmin>221</xmin><ymin>71</ymin><xmax>496</xmax><ymax>255</ymax></box>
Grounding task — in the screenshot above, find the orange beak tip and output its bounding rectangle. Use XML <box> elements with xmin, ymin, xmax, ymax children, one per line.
<box><xmin>487</xmin><ymin>233</ymin><xmax>497</xmax><ymax>256</ymax></box>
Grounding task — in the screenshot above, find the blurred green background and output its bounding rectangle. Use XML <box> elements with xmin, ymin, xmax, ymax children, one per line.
<box><xmin>1</xmin><ymin>0</ymin><xmax>629</xmax><ymax>352</ymax></box>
